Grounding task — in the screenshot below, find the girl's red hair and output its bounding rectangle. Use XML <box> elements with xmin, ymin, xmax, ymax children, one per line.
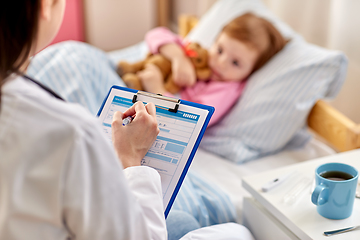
<box><xmin>222</xmin><ymin>13</ymin><xmax>287</xmax><ymax>73</ymax></box>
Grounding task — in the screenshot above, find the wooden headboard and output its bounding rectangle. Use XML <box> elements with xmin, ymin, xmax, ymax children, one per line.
<box><xmin>178</xmin><ymin>15</ymin><xmax>360</xmax><ymax>152</ymax></box>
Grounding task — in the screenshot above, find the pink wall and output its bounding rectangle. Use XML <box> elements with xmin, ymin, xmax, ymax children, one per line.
<box><xmin>51</xmin><ymin>0</ymin><xmax>84</xmax><ymax>45</ymax></box>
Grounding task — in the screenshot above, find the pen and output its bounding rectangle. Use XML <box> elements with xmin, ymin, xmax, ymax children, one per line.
<box><xmin>261</xmin><ymin>172</ymin><xmax>293</xmax><ymax>192</ymax></box>
<box><xmin>122</xmin><ymin>115</ymin><xmax>134</xmax><ymax>126</ymax></box>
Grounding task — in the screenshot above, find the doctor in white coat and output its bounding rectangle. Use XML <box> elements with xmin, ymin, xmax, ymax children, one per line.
<box><xmin>0</xmin><ymin>0</ymin><xmax>254</xmax><ymax>239</ymax></box>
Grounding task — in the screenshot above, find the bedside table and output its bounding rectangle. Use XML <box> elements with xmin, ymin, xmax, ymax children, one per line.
<box><xmin>242</xmin><ymin>149</ymin><xmax>360</xmax><ymax>240</ymax></box>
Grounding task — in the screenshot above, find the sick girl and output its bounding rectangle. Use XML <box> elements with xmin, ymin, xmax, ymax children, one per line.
<box><xmin>138</xmin><ymin>13</ymin><xmax>287</xmax><ymax>126</ymax></box>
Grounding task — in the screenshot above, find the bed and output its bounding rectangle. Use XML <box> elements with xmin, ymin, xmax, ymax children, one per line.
<box><xmin>173</xmin><ymin>3</ymin><xmax>360</xmax><ymax>222</ymax></box>
<box><xmin>105</xmin><ymin>40</ymin><xmax>340</xmax><ymax>223</ymax></box>
<box><xmin>27</xmin><ymin>0</ymin><xmax>358</xmax><ymax>231</ymax></box>
<box><xmin>107</xmin><ymin>0</ymin><xmax>357</xmax><ymax>224</ymax></box>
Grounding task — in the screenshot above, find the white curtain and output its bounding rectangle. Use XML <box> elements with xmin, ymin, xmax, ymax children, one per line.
<box><xmin>263</xmin><ymin>0</ymin><xmax>360</xmax><ymax>123</ymax></box>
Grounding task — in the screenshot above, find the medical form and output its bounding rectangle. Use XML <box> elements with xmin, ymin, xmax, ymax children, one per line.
<box><xmin>97</xmin><ymin>86</ymin><xmax>214</xmax><ymax>217</ymax></box>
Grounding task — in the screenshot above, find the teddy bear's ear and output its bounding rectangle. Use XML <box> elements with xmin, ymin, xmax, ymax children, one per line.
<box><xmin>186</xmin><ymin>42</ymin><xmax>201</xmax><ymax>50</ymax></box>
<box><xmin>192</xmin><ymin>42</ymin><xmax>201</xmax><ymax>48</ymax></box>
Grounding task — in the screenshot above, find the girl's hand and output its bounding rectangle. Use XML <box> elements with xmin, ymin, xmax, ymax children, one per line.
<box><xmin>159</xmin><ymin>43</ymin><xmax>196</xmax><ymax>87</ymax></box>
<box><xmin>137</xmin><ymin>63</ymin><xmax>167</xmax><ymax>94</ymax></box>
<box><xmin>111</xmin><ymin>101</ymin><xmax>159</xmax><ymax>169</ymax></box>
<box><xmin>172</xmin><ymin>55</ymin><xmax>196</xmax><ymax>87</ymax></box>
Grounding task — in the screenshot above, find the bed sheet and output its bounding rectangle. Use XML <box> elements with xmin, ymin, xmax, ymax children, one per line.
<box><xmin>191</xmin><ymin>138</ymin><xmax>335</xmax><ymax>222</ymax></box>
<box><xmin>108</xmin><ymin>41</ymin><xmax>148</xmax><ymax>64</ymax></box>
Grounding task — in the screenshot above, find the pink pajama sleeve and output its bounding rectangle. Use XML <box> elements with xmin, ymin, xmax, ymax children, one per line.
<box><xmin>145</xmin><ymin>27</ymin><xmax>184</xmax><ymax>54</ymax></box>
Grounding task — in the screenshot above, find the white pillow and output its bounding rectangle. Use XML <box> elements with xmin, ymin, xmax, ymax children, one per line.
<box><xmin>186</xmin><ymin>0</ymin><xmax>297</xmax><ymax>48</ymax></box>
<box><xmin>187</xmin><ymin>0</ymin><xmax>348</xmax><ymax>163</ymax></box>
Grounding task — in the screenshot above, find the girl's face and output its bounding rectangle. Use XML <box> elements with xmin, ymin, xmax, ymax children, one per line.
<box><xmin>35</xmin><ymin>0</ymin><xmax>66</xmax><ymax>54</ymax></box>
<box><xmin>209</xmin><ymin>32</ymin><xmax>259</xmax><ymax>82</ymax></box>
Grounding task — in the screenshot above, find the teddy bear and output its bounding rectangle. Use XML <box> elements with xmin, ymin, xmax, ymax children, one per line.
<box><xmin>116</xmin><ymin>42</ymin><xmax>211</xmax><ymax>94</ymax></box>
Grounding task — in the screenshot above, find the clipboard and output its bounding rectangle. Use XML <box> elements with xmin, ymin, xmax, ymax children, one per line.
<box><xmin>97</xmin><ymin>85</ymin><xmax>214</xmax><ymax>218</ymax></box>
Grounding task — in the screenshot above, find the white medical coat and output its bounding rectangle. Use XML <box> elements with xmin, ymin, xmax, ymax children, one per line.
<box><xmin>0</xmin><ymin>76</ymin><xmax>254</xmax><ymax>240</ymax></box>
<box><xmin>0</xmin><ymin>76</ymin><xmax>166</xmax><ymax>240</ymax></box>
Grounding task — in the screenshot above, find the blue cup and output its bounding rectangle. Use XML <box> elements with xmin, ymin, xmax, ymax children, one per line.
<box><xmin>311</xmin><ymin>162</ymin><xmax>358</xmax><ymax>219</ymax></box>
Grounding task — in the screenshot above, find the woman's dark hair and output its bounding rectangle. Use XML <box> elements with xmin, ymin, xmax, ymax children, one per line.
<box><xmin>0</xmin><ymin>0</ymin><xmax>41</xmax><ymax>106</ymax></box>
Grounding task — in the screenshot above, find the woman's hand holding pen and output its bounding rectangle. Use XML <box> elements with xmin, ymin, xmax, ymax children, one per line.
<box><xmin>111</xmin><ymin>101</ymin><xmax>160</xmax><ymax>169</ymax></box>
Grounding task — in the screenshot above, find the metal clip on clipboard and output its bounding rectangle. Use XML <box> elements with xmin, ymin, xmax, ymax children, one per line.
<box><xmin>132</xmin><ymin>91</ymin><xmax>180</xmax><ymax>113</ymax></box>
